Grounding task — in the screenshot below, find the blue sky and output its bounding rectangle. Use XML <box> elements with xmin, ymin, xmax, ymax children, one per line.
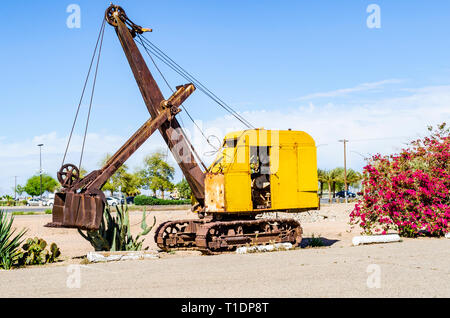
<box><xmin>1</xmin><ymin>1</ymin><xmax>449</xmax><ymax>195</ymax></box>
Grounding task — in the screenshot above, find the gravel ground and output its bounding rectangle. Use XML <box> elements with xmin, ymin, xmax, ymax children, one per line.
<box><xmin>258</xmin><ymin>203</ymin><xmax>350</xmax><ymax>223</ymax></box>
<box><xmin>1</xmin><ymin>203</ymin><xmax>449</xmax><ymax>297</ymax></box>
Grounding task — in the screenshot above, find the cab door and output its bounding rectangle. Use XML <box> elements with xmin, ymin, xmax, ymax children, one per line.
<box><xmin>223</xmin><ymin>135</ymin><xmax>252</xmax><ymax>212</ymax></box>
<box><xmin>270</xmin><ymin>143</ymin><xmax>299</xmax><ymax>210</ymax></box>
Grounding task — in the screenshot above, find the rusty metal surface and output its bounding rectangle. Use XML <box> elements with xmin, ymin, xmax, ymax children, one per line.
<box><xmin>155</xmin><ymin>219</ymin><xmax>202</xmax><ymax>251</ymax></box>
<box><xmin>57</xmin><ymin>164</ymin><xmax>80</xmax><ymax>188</ymax></box>
<box><xmin>85</xmin><ymin>108</ymin><xmax>171</xmax><ymax>193</ymax></box>
<box><xmin>48</xmin><ymin>100</ymin><xmax>174</xmax><ymax>230</ymax></box>
<box><xmin>161</xmin><ymin>83</ymin><xmax>196</xmax><ymax>109</ymax></box>
<box><xmin>154</xmin><ymin>218</ymin><xmax>302</xmax><ymax>254</ymax></box>
<box><xmin>204</xmin><ymin>173</ymin><xmax>225</xmax><ymax>212</ymax></box>
<box><xmin>48</xmin><ymin>5</ymin><xmax>205</xmax><ymax>231</ymax></box>
<box><xmin>48</xmin><ymin>5</ymin><xmax>309</xmax><ymax>257</ymax></box>
<box><xmin>111</xmin><ymin>6</ymin><xmax>205</xmax><ymax>205</ymax></box>
<box><xmin>48</xmin><ymin>108</ymin><xmax>171</xmax><ymax>229</ymax></box>
<box><xmin>46</xmin><ymin>192</ymin><xmax>104</xmax><ymax>230</ymax></box>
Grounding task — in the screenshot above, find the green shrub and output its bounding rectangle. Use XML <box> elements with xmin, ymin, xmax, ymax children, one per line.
<box><xmin>304</xmin><ymin>234</ymin><xmax>325</xmax><ymax>248</ymax></box>
<box><xmin>12</xmin><ymin>211</ymin><xmax>36</xmax><ymax>216</ymax></box>
<box><xmin>134</xmin><ymin>195</ymin><xmax>190</xmax><ymax>206</ymax></box>
<box><xmin>45</xmin><ymin>209</ymin><xmax>52</xmax><ymax>214</ymax></box>
<box><xmin>78</xmin><ymin>205</ymin><xmax>156</xmax><ymax>251</ymax></box>
<box><xmin>16</xmin><ymin>237</ymin><xmax>61</xmax><ymax>266</ymax></box>
<box><xmin>0</xmin><ymin>210</ymin><xmax>28</xmax><ymax>269</ymax></box>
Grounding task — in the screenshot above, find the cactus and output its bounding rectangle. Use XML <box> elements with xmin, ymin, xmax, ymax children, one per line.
<box><xmin>16</xmin><ymin>237</ymin><xmax>61</xmax><ymax>266</ymax></box>
<box><xmin>47</xmin><ymin>243</ymin><xmax>61</xmax><ymax>263</ymax></box>
<box><xmin>78</xmin><ymin>205</ymin><xmax>156</xmax><ymax>251</ymax></box>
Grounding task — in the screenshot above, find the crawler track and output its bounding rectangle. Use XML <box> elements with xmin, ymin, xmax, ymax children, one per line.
<box><xmin>155</xmin><ymin>218</ymin><xmax>302</xmax><ymax>254</ymax></box>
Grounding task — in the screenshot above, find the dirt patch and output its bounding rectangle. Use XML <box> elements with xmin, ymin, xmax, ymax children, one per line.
<box><xmin>4</xmin><ymin>204</ymin><xmax>450</xmax><ymax>297</ymax></box>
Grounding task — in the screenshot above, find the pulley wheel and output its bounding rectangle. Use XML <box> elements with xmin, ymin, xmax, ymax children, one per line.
<box><xmin>57</xmin><ymin>163</ymin><xmax>80</xmax><ymax>188</ymax></box>
<box><xmin>105</xmin><ymin>4</ymin><xmax>127</xmax><ymax>27</ymax></box>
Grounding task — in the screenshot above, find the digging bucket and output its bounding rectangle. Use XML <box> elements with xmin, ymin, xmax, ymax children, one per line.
<box><xmin>45</xmin><ymin>192</ymin><xmax>104</xmax><ymax>230</ymax></box>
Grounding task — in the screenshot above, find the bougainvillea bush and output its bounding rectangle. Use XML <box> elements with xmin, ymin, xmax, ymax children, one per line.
<box><xmin>350</xmin><ymin>123</ymin><xmax>449</xmax><ymax>237</ymax></box>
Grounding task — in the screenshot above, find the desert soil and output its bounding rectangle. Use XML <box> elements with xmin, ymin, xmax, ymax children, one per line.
<box><xmin>1</xmin><ymin>203</ymin><xmax>449</xmax><ymax>297</ymax></box>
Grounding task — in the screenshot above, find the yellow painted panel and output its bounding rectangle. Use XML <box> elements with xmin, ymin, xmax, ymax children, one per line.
<box><xmin>210</xmin><ymin>128</ymin><xmax>319</xmax><ymax>212</ymax></box>
<box><xmin>298</xmin><ymin>147</ymin><xmax>318</xmax><ymax>191</ymax></box>
<box><xmin>298</xmin><ymin>191</ymin><xmax>319</xmax><ymax>208</ymax></box>
<box><xmin>223</xmin><ymin>136</ymin><xmax>251</xmax><ymax>212</ymax></box>
<box><xmin>271</xmin><ymin>145</ymin><xmax>299</xmax><ymax>210</ymax></box>
<box><xmin>224</xmin><ymin>173</ymin><xmax>252</xmax><ymax>212</ymax></box>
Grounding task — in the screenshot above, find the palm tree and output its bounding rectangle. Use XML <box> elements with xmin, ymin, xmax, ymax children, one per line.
<box><xmin>317</xmin><ymin>169</ymin><xmax>327</xmax><ymax>197</ymax></box>
<box><xmin>330</xmin><ymin>167</ymin><xmax>344</xmax><ymax>198</ymax></box>
<box><xmin>345</xmin><ymin>169</ymin><xmax>363</xmax><ymax>192</ymax></box>
<box><xmin>321</xmin><ymin>170</ymin><xmax>338</xmax><ymax>203</ymax></box>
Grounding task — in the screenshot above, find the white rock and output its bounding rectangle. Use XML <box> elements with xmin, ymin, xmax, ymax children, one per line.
<box><xmin>86</xmin><ymin>251</ymin><xmax>159</xmax><ymax>263</ymax></box>
<box><xmin>352</xmin><ymin>234</ymin><xmax>401</xmax><ymax>246</ymax></box>
<box><xmin>236</xmin><ymin>243</ymin><xmax>293</xmax><ymax>254</ymax></box>
<box><xmin>445</xmin><ymin>233</ymin><xmax>450</xmax><ymax>239</ymax></box>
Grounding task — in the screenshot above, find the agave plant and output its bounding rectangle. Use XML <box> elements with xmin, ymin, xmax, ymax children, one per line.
<box><xmin>78</xmin><ymin>204</ymin><xmax>155</xmax><ymax>251</ymax></box>
<box><xmin>0</xmin><ymin>210</ymin><xmax>28</xmax><ymax>269</ymax></box>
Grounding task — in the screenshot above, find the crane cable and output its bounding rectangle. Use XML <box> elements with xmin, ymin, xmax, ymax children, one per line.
<box><xmin>62</xmin><ymin>18</ymin><xmax>106</xmax><ymax>167</ymax></box>
<box><xmin>136</xmin><ymin>34</ymin><xmax>255</xmax><ymax>129</ymax></box>
<box><xmin>136</xmin><ymin>36</ymin><xmax>213</xmax><ymax>169</ymax></box>
<box><xmin>63</xmin><ymin>18</ymin><xmax>249</xmax><ymax>171</ymax></box>
<box><xmin>79</xmin><ymin>19</ymin><xmax>106</xmax><ymax>169</ymax></box>
<box><xmin>136</xmin><ymin>34</ymin><xmax>251</xmax><ymax>164</ymax></box>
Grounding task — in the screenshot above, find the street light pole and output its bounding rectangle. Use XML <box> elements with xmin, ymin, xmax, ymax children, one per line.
<box><xmin>338</xmin><ymin>139</ymin><xmax>349</xmax><ymax>204</ymax></box>
<box><xmin>37</xmin><ymin>144</ymin><xmax>44</xmax><ymax>202</ymax></box>
<box><xmin>14</xmin><ymin>176</ymin><xmax>17</xmax><ymax>201</ymax></box>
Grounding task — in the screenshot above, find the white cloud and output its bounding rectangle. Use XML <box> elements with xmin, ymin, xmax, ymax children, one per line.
<box><xmin>293</xmin><ymin>79</ymin><xmax>405</xmax><ymax>100</ymax></box>
<box><xmin>0</xmin><ymin>131</ymin><xmax>170</xmax><ymax>196</ymax></box>
<box><xmin>193</xmin><ymin>83</ymin><xmax>450</xmax><ymax>173</ymax></box>
<box><xmin>1</xmin><ymin>83</ymin><xmax>449</xmax><ymax>196</ymax></box>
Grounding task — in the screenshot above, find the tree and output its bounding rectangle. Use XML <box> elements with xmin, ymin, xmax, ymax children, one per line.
<box><xmin>321</xmin><ymin>170</ymin><xmax>335</xmax><ymax>203</ymax></box>
<box><xmin>317</xmin><ymin>169</ymin><xmax>327</xmax><ymax>197</ymax></box>
<box><xmin>99</xmin><ymin>153</ymin><xmax>128</xmax><ymax>196</ymax></box>
<box><xmin>318</xmin><ymin>167</ymin><xmax>363</xmax><ymax>202</ymax></box>
<box><xmin>120</xmin><ymin>171</ymin><xmax>142</xmax><ymax>197</ymax></box>
<box><xmin>330</xmin><ymin>167</ymin><xmax>344</xmax><ymax>197</ymax></box>
<box><xmin>345</xmin><ymin>169</ymin><xmax>363</xmax><ymax>190</ymax></box>
<box><xmin>333</xmin><ymin>168</ymin><xmax>363</xmax><ymax>193</ymax></box>
<box><xmin>23</xmin><ymin>174</ymin><xmax>58</xmax><ymax>197</ymax></box>
<box><xmin>79</xmin><ymin>167</ymin><xmax>88</xmax><ymax>178</ymax></box>
<box><xmin>14</xmin><ymin>185</ymin><xmax>25</xmax><ymax>197</ymax></box>
<box><xmin>175</xmin><ymin>178</ymin><xmax>192</xmax><ymax>199</ymax></box>
<box><xmin>138</xmin><ymin>151</ymin><xmax>175</xmax><ymax>199</ymax></box>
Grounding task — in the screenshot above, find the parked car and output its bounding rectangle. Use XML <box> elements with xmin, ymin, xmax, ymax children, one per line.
<box><xmin>335</xmin><ymin>191</ymin><xmax>356</xmax><ymax>198</ymax></box>
<box><xmin>169</xmin><ymin>193</ymin><xmax>180</xmax><ymax>200</ymax></box>
<box><xmin>106</xmin><ymin>197</ymin><xmax>119</xmax><ymax>206</ymax></box>
<box><xmin>43</xmin><ymin>198</ymin><xmax>54</xmax><ymax>207</ymax></box>
<box><xmin>26</xmin><ymin>198</ymin><xmax>42</xmax><ymax>206</ymax></box>
<box><xmin>113</xmin><ymin>196</ymin><xmax>125</xmax><ymax>204</ymax></box>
